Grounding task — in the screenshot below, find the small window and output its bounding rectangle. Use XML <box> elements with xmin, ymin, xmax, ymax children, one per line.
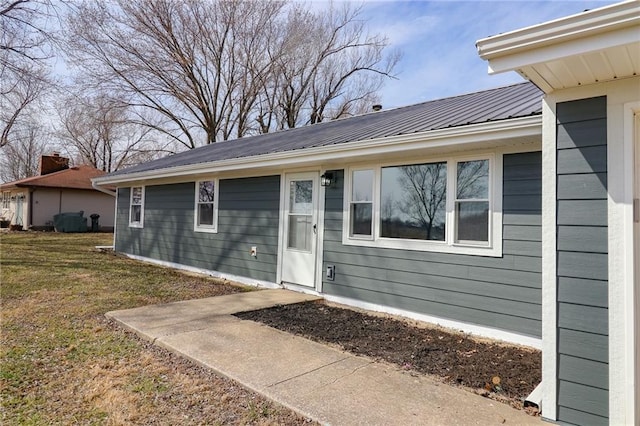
<box><xmin>129</xmin><ymin>186</ymin><xmax>144</xmax><ymax>227</ymax></box>
<box><xmin>349</xmin><ymin>169</ymin><xmax>374</xmax><ymax>238</ymax></box>
<box><xmin>1</xmin><ymin>192</ymin><xmax>10</xmax><ymax>210</ymax></box>
<box><xmin>194</xmin><ymin>180</ymin><xmax>218</xmax><ymax>232</ymax></box>
<box><xmin>455</xmin><ymin>159</ymin><xmax>489</xmax><ymax>244</ymax></box>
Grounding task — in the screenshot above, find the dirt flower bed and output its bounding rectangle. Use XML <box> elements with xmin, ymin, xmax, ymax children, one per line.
<box><xmin>236</xmin><ymin>300</ymin><xmax>541</xmax><ymax>411</ymax></box>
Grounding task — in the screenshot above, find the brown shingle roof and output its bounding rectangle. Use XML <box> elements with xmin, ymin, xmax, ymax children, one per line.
<box><xmin>0</xmin><ymin>165</ymin><xmax>108</xmax><ymax>191</ymax></box>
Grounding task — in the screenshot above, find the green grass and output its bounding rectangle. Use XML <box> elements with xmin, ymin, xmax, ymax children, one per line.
<box><xmin>0</xmin><ymin>232</ymin><xmax>306</xmax><ymax>425</ymax></box>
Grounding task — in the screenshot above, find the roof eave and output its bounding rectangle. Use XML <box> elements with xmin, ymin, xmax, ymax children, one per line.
<box><xmin>477</xmin><ymin>1</ymin><xmax>639</xmax><ymax>62</ymax></box>
<box><xmin>476</xmin><ymin>1</ymin><xmax>640</xmax><ymax>93</ymax></box>
<box><xmin>93</xmin><ymin>115</ymin><xmax>542</xmax><ymax>187</ymax></box>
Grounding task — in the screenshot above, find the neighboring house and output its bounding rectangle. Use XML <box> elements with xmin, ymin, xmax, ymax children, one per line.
<box><xmin>1</xmin><ymin>154</ymin><xmax>116</xmax><ymax>231</ymax></box>
<box><xmin>93</xmin><ymin>2</ymin><xmax>638</xmax><ymax>425</ymax></box>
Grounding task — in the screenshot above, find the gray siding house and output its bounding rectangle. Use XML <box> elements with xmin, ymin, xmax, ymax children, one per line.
<box><xmin>94</xmin><ymin>2</ymin><xmax>639</xmax><ymax>425</ymax></box>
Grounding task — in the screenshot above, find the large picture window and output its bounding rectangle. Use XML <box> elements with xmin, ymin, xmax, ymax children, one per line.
<box><xmin>380</xmin><ymin>162</ymin><xmax>447</xmax><ymax>241</ymax></box>
<box><xmin>129</xmin><ymin>186</ymin><xmax>145</xmax><ymax>227</ymax></box>
<box><xmin>344</xmin><ymin>154</ymin><xmax>501</xmax><ymax>256</ymax></box>
<box><xmin>194</xmin><ymin>179</ymin><xmax>218</xmax><ymax>232</ymax></box>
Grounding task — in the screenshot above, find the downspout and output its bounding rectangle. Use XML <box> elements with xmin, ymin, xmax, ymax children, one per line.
<box><xmin>28</xmin><ymin>188</ymin><xmax>34</xmax><ymax>228</ymax></box>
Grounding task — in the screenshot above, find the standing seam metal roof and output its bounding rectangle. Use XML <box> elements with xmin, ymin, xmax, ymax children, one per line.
<box><xmin>106</xmin><ymin>82</ymin><xmax>543</xmax><ymax>178</ymax></box>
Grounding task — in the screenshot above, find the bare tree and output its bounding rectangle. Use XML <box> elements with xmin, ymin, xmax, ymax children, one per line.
<box><xmin>0</xmin><ymin>0</ymin><xmax>54</xmax><ymax>148</ymax></box>
<box><xmin>64</xmin><ymin>0</ymin><xmax>288</xmax><ymax>149</ymax></box>
<box><xmin>63</xmin><ymin>0</ymin><xmax>399</xmax><ymax>148</ymax></box>
<box><xmin>0</xmin><ymin>123</ymin><xmax>49</xmax><ymax>181</ymax></box>
<box><xmin>56</xmin><ymin>93</ymin><xmax>168</xmax><ymax>172</ymax></box>
<box><xmin>1</xmin><ymin>65</ymin><xmax>48</xmax><ymax>147</ymax></box>
<box><xmin>257</xmin><ymin>3</ymin><xmax>399</xmax><ymax>132</ymax></box>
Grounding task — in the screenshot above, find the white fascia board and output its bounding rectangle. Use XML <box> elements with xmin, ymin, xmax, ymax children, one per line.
<box><xmin>92</xmin><ymin>116</ymin><xmax>541</xmax><ymax>187</ymax></box>
<box><xmin>486</xmin><ymin>27</ymin><xmax>640</xmax><ymax>76</ymax></box>
<box><xmin>477</xmin><ymin>1</ymin><xmax>640</xmax><ymax>70</ymax></box>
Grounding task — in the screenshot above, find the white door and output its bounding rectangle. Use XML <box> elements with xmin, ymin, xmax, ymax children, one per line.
<box><xmin>282</xmin><ymin>172</ymin><xmax>319</xmax><ymax>287</ymax></box>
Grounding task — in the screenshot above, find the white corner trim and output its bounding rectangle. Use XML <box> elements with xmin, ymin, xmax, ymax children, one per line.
<box><xmin>123</xmin><ymin>253</ymin><xmax>281</xmax><ymax>289</ymax></box>
<box><xmin>315</xmin><ymin>172</ymin><xmax>327</xmax><ymax>294</ymax></box>
<box><xmin>275</xmin><ymin>171</ymin><xmax>286</xmax><ymax>285</ymax></box>
<box><xmin>608</xmin><ymin>100</ymin><xmax>640</xmax><ymax>426</ymax></box>
<box><xmin>323</xmin><ymin>293</ymin><xmax>542</xmax><ymax>349</ymax></box>
<box><xmin>540</xmin><ymin>96</ymin><xmax>558</xmax><ymax>421</ymax></box>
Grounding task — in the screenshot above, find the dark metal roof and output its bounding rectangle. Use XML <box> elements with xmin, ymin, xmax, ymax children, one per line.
<box><xmin>107</xmin><ymin>82</ymin><xmax>543</xmax><ymax>178</ymax></box>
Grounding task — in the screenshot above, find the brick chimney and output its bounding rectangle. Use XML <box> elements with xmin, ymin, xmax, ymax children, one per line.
<box><xmin>39</xmin><ymin>153</ymin><xmax>69</xmax><ymax>176</ymax></box>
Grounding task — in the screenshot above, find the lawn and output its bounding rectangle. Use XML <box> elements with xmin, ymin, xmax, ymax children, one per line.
<box><xmin>0</xmin><ymin>232</ymin><xmax>310</xmax><ymax>425</ymax></box>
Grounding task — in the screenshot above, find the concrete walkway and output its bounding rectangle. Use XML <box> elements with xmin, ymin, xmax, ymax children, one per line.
<box><xmin>106</xmin><ymin>289</ymin><xmax>541</xmax><ymax>426</ymax></box>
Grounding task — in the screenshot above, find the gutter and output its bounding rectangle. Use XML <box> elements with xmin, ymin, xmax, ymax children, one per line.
<box><xmin>92</xmin><ymin>180</ymin><xmax>116</xmax><ymax>196</ymax></box>
<box><xmin>93</xmin><ymin>115</ymin><xmax>542</xmax><ymax>186</ymax></box>
<box><xmin>476</xmin><ymin>1</ymin><xmax>640</xmax><ymax>61</ymax></box>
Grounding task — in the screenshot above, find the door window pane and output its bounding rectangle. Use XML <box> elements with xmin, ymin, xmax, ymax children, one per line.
<box><xmin>380</xmin><ymin>162</ymin><xmax>446</xmax><ymax>241</ymax></box>
<box><xmin>290</xmin><ymin>180</ymin><xmax>312</xmax><ymax>214</ymax></box>
<box><xmin>288</xmin><ymin>215</ymin><xmax>312</xmax><ymax>251</ymax></box>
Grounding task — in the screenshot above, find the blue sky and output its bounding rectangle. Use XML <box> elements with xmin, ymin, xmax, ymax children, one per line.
<box><xmin>350</xmin><ymin>0</ymin><xmax>617</xmax><ymax>107</ymax></box>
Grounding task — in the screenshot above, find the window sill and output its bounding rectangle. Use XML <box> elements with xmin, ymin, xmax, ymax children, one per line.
<box><xmin>341</xmin><ymin>236</ymin><xmax>502</xmax><ymax>257</ymax></box>
<box><xmin>194</xmin><ymin>226</ymin><xmax>218</xmax><ymax>234</ymax></box>
<box><xmin>129</xmin><ymin>222</ymin><xmax>144</xmax><ymax>228</ymax></box>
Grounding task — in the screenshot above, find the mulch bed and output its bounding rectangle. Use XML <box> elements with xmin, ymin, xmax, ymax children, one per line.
<box><xmin>235</xmin><ymin>300</ymin><xmax>541</xmax><ymax>411</ymax></box>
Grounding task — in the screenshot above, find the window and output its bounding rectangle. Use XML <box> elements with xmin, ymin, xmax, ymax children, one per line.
<box><xmin>455</xmin><ymin>160</ymin><xmax>489</xmax><ymax>244</ymax></box>
<box><xmin>380</xmin><ymin>162</ymin><xmax>446</xmax><ymax>241</ymax></box>
<box><xmin>129</xmin><ymin>186</ymin><xmax>144</xmax><ymax>227</ymax></box>
<box><xmin>349</xmin><ymin>169</ymin><xmax>374</xmax><ymax>238</ymax></box>
<box><xmin>194</xmin><ymin>180</ymin><xmax>218</xmax><ymax>232</ymax></box>
<box><xmin>344</xmin><ymin>154</ymin><xmax>501</xmax><ymax>256</ymax></box>
<box><xmin>1</xmin><ymin>192</ymin><xmax>9</xmax><ymax>210</ymax></box>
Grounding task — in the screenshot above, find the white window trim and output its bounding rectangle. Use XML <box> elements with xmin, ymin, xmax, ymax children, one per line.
<box><xmin>129</xmin><ymin>186</ymin><xmax>145</xmax><ymax>228</ymax></box>
<box><xmin>1</xmin><ymin>192</ymin><xmax>10</xmax><ymax>210</ymax></box>
<box><xmin>348</xmin><ymin>167</ymin><xmax>375</xmax><ymax>241</ymax></box>
<box><xmin>193</xmin><ymin>179</ymin><xmax>219</xmax><ymax>233</ymax></box>
<box><xmin>342</xmin><ymin>152</ymin><xmax>503</xmax><ymax>257</ymax></box>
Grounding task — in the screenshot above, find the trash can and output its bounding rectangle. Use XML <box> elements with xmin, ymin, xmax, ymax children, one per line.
<box><xmin>90</xmin><ymin>214</ymin><xmax>100</xmax><ymax>232</ymax></box>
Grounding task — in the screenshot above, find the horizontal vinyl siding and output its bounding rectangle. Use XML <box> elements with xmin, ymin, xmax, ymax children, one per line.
<box><xmin>321</xmin><ymin>151</ymin><xmax>542</xmax><ymax>338</ymax></box>
<box><xmin>555</xmin><ymin>96</ymin><xmax>608</xmax><ymax>425</ymax></box>
<box><xmin>115</xmin><ymin>176</ymin><xmax>280</xmax><ymax>282</ymax></box>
